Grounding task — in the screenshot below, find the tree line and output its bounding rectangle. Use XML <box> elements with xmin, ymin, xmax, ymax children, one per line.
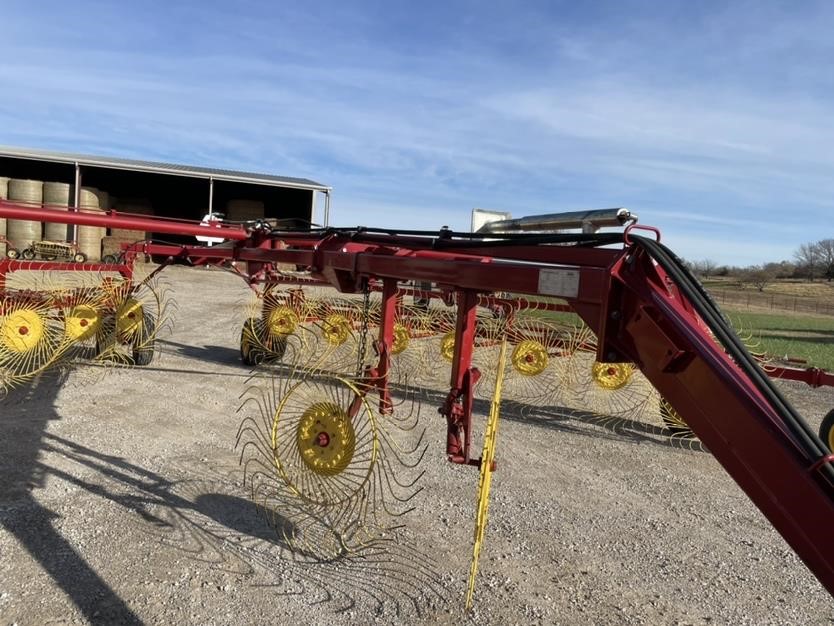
<box><xmin>687</xmin><ymin>238</ymin><xmax>834</xmax><ymax>291</ymax></box>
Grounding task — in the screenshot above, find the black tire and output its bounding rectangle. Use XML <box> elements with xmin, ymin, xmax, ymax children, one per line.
<box><xmin>21</xmin><ymin>248</ymin><xmax>35</xmax><ymax>260</ymax></box>
<box><xmin>819</xmin><ymin>408</ymin><xmax>834</xmax><ymax>451</ymax></box>
<box><xmin>6</xmin><ymin>248</ymin><xmax>20</xmax><ymax>260</ymax></box>
<box><xmin>132</xmin><ymin>312</ymin><xmax>155</xmax><ymax>366</ymax></box>
<box><xmin>240</xmin><ymin>318</ymin><xmax>267</xmax><ymax>366</ymax></box>
<box><xmin>74</xmin><ymin>253</ymin><xmax>87</xmax><ymax>263</ymax></box>
<box><xmin>102</xmin><ymin>254</ymin><xmax>118</xmax><ymax>264</ymax></box>
<box><xmin>240</xmin><ymin>318</ymin><xmax>287</xmax><ymax>366</ymax></box>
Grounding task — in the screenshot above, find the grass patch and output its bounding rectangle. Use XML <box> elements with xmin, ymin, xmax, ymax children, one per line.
<box><xmin>725</xmin><ymin>310</ymin><xmax>834</xmax><ymax>370</ymax></box>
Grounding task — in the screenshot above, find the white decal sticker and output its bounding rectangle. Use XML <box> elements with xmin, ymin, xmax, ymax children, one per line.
<box><xmin>538</xmin><ymin>268</ymin><xmax>580</xmax><ymax>298</ymax></box>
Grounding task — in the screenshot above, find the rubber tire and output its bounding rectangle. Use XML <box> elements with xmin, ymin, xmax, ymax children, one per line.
<box><xmin>21</xmin><ymin>248</ymin><xmax>35</xmax><ymax>260</ymax></box>
<box><xmin>819</xmin><ymin>408</ymin><xmax>834</xmax><ymax>451</ymax></box>
<box><xmin>74</xmin><ymin>253</ymin><xmax>87</xmax><ymax>263</ymax></box>
<box><xmin>240</xmin><ymin>318</ymin><xmax>267</xmax><ymax>366</ymax></box>
<box><xmin>6</xmin><ymin>248</ymin><xmax>19</xmax><ymax>260</ymax></box>
<box><xmin>102</xmin><ymin>254</ymin><xmax>118</xmax><ymax>264</ymax></box>
<box><xmin>132</xmin><ymin>312</ymin><xmax>155</xmax><ymax>366</ymax></box>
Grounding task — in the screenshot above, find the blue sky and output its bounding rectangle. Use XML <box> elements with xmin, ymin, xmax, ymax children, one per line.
<box><xmin>1</xmin><ymin>0</ymin><xmax>833</xmax><ymax>266</ymax></box>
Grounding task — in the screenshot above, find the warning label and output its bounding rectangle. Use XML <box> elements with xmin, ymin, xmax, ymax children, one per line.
<box><xmin>537</xmin><ymin>268</ymin><xmax>580</xmax><ymax>298</ymax></box>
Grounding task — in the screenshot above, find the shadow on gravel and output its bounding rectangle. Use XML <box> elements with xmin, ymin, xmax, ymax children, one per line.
<box><xmin>4</xmin><ymin>403</ymin><xmax>449</xmax><ymax>621</ymax></box>
<box><xmin>157</xmin><ymin>339</ymin><xmax>243</xmax><ymax>367</ymax></box>
<box><xmin>411</xmin><ymin>385</ymin><xmax>705</xmax><ymax>452</ymax></box>
<box><xmin>0</xmin><ymin>372</ymin><xmax>142</xmax><ymax>625</ymax></box>
<box><xmin>78</xmin><ymin>447</ymin><xmax>448</xmax><ymax>619</ymax></box>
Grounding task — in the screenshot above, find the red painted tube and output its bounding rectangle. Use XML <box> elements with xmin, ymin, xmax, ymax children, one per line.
<box><xmin>0</xmin><ymin>200</ymin><xmax>250</xmax><ymax>241</ymax></box>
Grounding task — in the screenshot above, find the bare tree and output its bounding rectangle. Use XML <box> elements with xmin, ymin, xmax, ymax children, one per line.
<box><xmin>794</xmin><ymin>242</ymin><xmax>822</xmax><ymax>280</ymax></box>
<box><xmin>742</xmin><ymin>266</ymin><xmax>775</xmax><ymax>292</ymax></box>
<box><xmin>691</xmin><ymin>258</ymin><xmax>718</xmax><ymax>278</ymax></box>
<box><xmin>816</xmin><ymin>239</ymin><xmax>834</xmax><ymax>281</ymax></box>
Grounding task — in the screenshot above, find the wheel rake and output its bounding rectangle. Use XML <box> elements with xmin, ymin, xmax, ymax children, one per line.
<box><xmin>236</xmin><ymin>332</ymin><xmax>428</xmax><ymax>560</ymax></box>
<box><xmin>0</xmin><ymin>264</ymin><xmax>174</xmax><ymax>394</ymax></box>
<box><xmin>240</xmin><ymin>286</ymin><xmax>373</xmax><ymax>376</ymax></box>
<box><xmin>0</xmin><ymin>289</ymin><xmax>67</xmax><ymax>392</ymax></box>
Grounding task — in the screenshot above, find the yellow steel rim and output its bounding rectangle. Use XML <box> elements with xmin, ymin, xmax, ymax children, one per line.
<box><xmin>511</xmin><ymin>339</ymin><xmax>548</xmax><ymax>376</ymax></box>
<box><xmin>827</xmin><ymin>427</ymin><xmax>834</xmax><ymax>452</ymax></box>
<box><xmin>391</xmin><ymin>323</ymin><xmax>410</xmax><ymax>355</ymax></box>
<box><xmin>116</xmin><ymin>297</ymin><xmax>144</xmax><ymax>339</ymax></box>
<box><xmin>65</xmin><ymin>304</ymin><xmax>100</xmax><ymax>341</ymax></box>
<box><xmin>267</xmin><ymin>306</ymin><xmax>299</xmax><ymax>337</ymax></box>
<box><xmin>440</xmin><ymin>331</ymin><xmax>456</xmax><ymax>362</ymax></box>
<box><xmin>322</xmin><ymin>314</ymin><xmax>351</xmax><ymax>346</ymax></box>
<box><xmin>1</xmin><ymin>309</ymin><xmax>45</xmax><ymax>353</ymax></box>
<box><xmin>591</xmin><ymin>361</ymin><xmax>634</xmax><ymax>390</ymax></box>
<box><xmin>295</xmin><ymin>401</ymin><xmax>356</xmax><ymax>476</ymax></box>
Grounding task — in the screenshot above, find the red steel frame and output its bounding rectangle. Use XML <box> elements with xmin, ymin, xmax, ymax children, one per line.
<box><xmin>2</xmin><ymin>199</ymin><xmax>834</xmax><ymax>597</ymax></box>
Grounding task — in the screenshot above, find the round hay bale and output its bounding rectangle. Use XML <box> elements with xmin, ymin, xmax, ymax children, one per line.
<box><xmin>0</xmin><ymin>177</ymin><xmax>8</xmax><ymax>254</ymax></box>
<box><xmin>6</xmin><ymin>179</ymin><xmax>43</xmax><ymax>250</ymax></box>
<box><xmin>226</xmin><ymin>199</ymin><xmax>265</xmax><ymax>222</ymax></box>
<box><xmin>95</xmin><ymin>189</ymin><xmax>110</xmax><ymax>211</ymax></box>
<box><xmin>77</xmin><ymin>187</ymin><xmax>104</xmax><ymax>261</ymax></box>
<box><xmin>42</xmin><ymin>181</ymin><xmax>72</xmax><ymax>242</ymax></box>
<box><xmin>79</xmin><ymin>187</ymin><xmax>99</xmax><ymax>209</ymax></box>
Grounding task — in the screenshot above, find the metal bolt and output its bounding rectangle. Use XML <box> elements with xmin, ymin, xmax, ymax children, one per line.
<box><xmin>610</xmin><ymin>310</ymin><xmax>621</xmax><ymax>320</ymax></box>
<box><xmin>606</xmin><ymin>351</ymin><xmax>618</xmax><ymax>361</ymax></box>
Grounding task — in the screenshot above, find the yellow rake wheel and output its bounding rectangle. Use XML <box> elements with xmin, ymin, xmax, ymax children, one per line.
<box><xmin>391</xmin><ymin>322</ymin><xmax>410</xmax><ymax>355</ymax></box>
<box><xmin>0</xmin><ymin>299</ymin><xmax>63</xmax><ymax>391</ymax></box>
<box><xmin>266</xmin><ymin>306</ymin><xmax>299</xmax><ymax>338</ymax></box>
<box><xmin>116</xmin><ymin>297</ymin><xmax>144</xmax><ymax>341</ymax></box>
<box><xmin>64</xmin><ymin>304</ymin><xmax>101</xmax><ymax>342</ymax></box>
<box><xmin>591</xmin><ymin>361</ymin><xmax>634</xmax><ymax>390</ymax></box>
<box><xmin>511</xmin><ymin>339</ymin><xmax>548</xmax><ymax>376</ymax></box>
<box><xmin>1</xmin><ymin>308</ymin><xmax>45</xmax><ymax>353</ymax></box>
<box><xmin>271</xmin><ymin>375</ymin><xmax>378</xmax><ymax>507</ymax></box>
<box><xmin>296</xmin><ymin>402</ymin><xmax>356</xmax><ymax>476</ymax></box>
<box><xmin>321</xmin><ymin>313</ymin><xmax>352</xmax><ymax>347</ymax></box>
<box><xmin>440</xmin><ymin>331</ymin><xmax>456</xmax><ymax>362</ymax></box>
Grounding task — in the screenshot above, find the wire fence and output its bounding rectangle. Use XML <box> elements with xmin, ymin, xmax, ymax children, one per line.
<box><xmin>710</xmin><ymin>289</ymin><xmax>834</xmax><ymax>316</ymax></box>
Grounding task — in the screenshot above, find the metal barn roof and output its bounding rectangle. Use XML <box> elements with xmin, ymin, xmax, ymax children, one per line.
<box><xmin>0</xmin><ymin>145</ymin><xmax>330</xmax><ymax>192</ymax></box>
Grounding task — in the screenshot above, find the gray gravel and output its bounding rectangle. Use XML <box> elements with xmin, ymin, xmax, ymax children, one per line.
<box><xmin>1</xmin><ymin>265</ymin><xmax>833</xmax><ymax>625</ymax></box>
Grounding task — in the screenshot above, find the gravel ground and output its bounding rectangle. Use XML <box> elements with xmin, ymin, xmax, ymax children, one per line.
<box><xmin>1</xmin><ymin>265</ymin><xmax>833</xmax><ymax>625</ymax></box>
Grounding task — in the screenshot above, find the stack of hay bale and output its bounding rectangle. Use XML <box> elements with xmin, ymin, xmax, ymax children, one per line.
<box><xmin>6</xmin><ymin>179</ymin><xmax>43</xmax><ymax>254</ymax></box>
<box><xmin>76</xmin><ymin>187</ymin><xmax>104</xmax><ymax>261</ymax></box>
<box><xmin>42</xmin><ymin>181</ymin><xmax>73</xmax><ymax>242</ymax></box>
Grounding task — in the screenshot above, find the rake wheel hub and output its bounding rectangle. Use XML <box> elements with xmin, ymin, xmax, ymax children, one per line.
<box><xmin>440</xmin><ymin>331</ymin><xmax>456</xmax><ymax>362</ymax></box>
<box><xmin>392</xmin><ymin>323</ymin><xmax>410</xmax><ymax>354</ymax></box>
<box><xmin>296</xmin><ymin>402</ymin><xmax>355</xmax><ymax>476</ymax></box>
<box><xmin>511</xmin><ymin>339</ymin><xmax>548</xmax><ymax>376</ymax></box>
<box><xmin>116</xmin><ymin>297</ymin><xmax>144</xmax><ymax>340</ymax></box>
<box><xmin>1</xmin><ymin>309</ymin><xmax>45</xmax><ymax>353</ymax></box>
<box><xmin>267</xmin><ymin>306</ymin><xmax>299</xmax><ymax>337</ymax></box>
<box><xmin>322</xmin><ymin>314</ymin><xmax>351</xmax><ymax>346</ymax></box>
<box><xmin>591</xmin><ymin>361</ymin><xmax>633</xmax><ymax>390</ymax></box>
<box><xmin>65</xmin><ymin>304</ymin><xmax>101</xmax><ymax>341</ymax></box>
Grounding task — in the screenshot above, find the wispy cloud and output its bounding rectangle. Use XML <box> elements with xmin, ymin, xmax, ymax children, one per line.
<box><xmin>0</xmin><ymin>1</ymin><xmax>832</xmax><ymax>265</ymax></box>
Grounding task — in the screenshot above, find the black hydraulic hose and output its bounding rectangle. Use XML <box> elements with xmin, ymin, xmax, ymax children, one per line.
<box><xmin>270</xmin><ymin>225</ymin><xmax>626</xmax><ymax>248</ymax></box>
<box><xmin>630</xmin><ymin>235</ymin><xmax>834</xmax><ymax>485</ymax></box>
